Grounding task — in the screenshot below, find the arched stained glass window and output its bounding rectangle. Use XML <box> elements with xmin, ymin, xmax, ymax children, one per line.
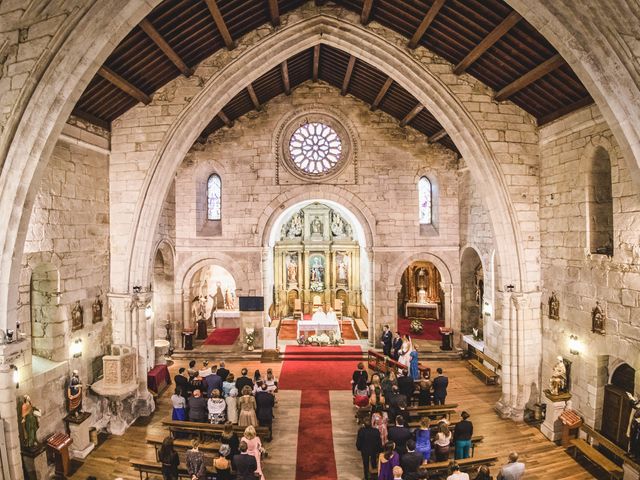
<box><xmin>419</xmin><ymin>176</ymin><xmax>432</xmax><ymax>225</ymax></box>
<box><xmin>207</xmin><ymin>174</ymin><xmax>221</xmax><ymax>220</ymax></box>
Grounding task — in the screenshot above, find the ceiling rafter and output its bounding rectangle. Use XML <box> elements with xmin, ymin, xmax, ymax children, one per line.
<box><xmin>428</xmin><ymin>128</ymin><xmax>448</xmax><ymax>143</ymax></box>
<box><xmin>96</xmin><ymin>66</ymin><xmax>151</xmax><ymax>105</ymax></box>
<box><xmin>400</xmin><ymin>103</ymin><xmax>424</xmax><ymax>127</ymax></box>
<box><xmin>361</xmin><ymin>0</ymin><xmax>374</xmax><ymax>25</ymax></box>
<box><xmin>139</xmin><ymin>18</ymin><xmax>193</xmax><ymax>77</ymax></box>
<box><xmin>341</xmin><ymin>55</ymin><xmax>356</xmax><ymax>95</ymax></box>
<box><xmin>371</xmin><ymin>77</ymin><xmax>393</xmax><ymax>111</ymax></box>
<box><xmin>218</xmin><ymin>110</ymin><xmax>234</xmax><ymax>127</ymax></box>
<box><xmin>247</xmin><ymin>83</ymin><xmax>261</xmax><ymax>109</ymax></box>
<box><xmin>312</xmin><ymin>45</ymin><xmax>320</xmax><ymax>82</ymax></box>
<box><xmin>453</xmin><ymin>11</ymin><xmax>522</xmax><ymax>75</ymax></box>
<box><xmin>538</xmin><ymin>96</ymin><xmax>594</xmax><ymax>125</ymax></box>
<box><xmin>408</xmin><ymin>0</ymin><xmax>447</xmax><ymax>49</ymax></box>
<box><xmin>267</xmin><ymin>0</ymin><xmax>280</xmax><ymax>27</ymax></box>
<box><xmin>203</xmin><ymin>0</ymin><xmax>235</xmax><ymax>50</ymax></box>
<box><xmin>281</xmin><ymin>60</ymin><xmax>291</xmax><ymax>95</ymax></box>
<box><xmin>495</xmin><ymin>53</ymin><xmax>566</xmax><ymax>102</ymax></box>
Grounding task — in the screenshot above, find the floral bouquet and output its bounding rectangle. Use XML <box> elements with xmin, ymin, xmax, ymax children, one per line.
<box><xmin>410</xmin><ymin>318</ymin><xmax>423</xmax><ymax>334</ymax></box>
<box><xmin>245</xmin><ymin>327</ymin><xmax>255</xmax><ymax>351</ymax></box>
<box><xmin>472</xmin><ymin>327</ymin><xmax>482</xmax><ymax>341</ymax></box>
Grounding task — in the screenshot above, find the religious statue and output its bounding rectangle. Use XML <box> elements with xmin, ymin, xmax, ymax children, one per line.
<box><xmin>337</xmin><ymin>257</ymin><xmax>348</xmax><ymax>284</ymax></box>
<box><xmin>67</xmin><ymin>370</ymin><xmax>83</xmax><ymax>417</ymax></box>
<box><xmin>191</xmin><ymin>296</ymin><xmax>205</xmax><ymax>321</ymax></box>
<box><xmin>592</xmin><ymin>301</ymin><xmax>605</xmax><ymax>334</ymax></box>
<box><xmin>311</xmin><ymin>216</ymin><xmax>323</xmax><ymax>235</ymax></box>
<box><xmin>310</xmin><ymin>256</ymin><xmax>325</xmax><ymax>292</ymax></box>
<box><xmin>549</xmin><ymin>356</ymin><xmax>567</xmax><ymax>396</ymax></box>
<box><xmin>71</xmin><ymin>300</ymin><xmax>83</xmax><ymax>331</ymax></box>
<box><xmin>548</xmin><ymin>291</ymin><xmax>559</xmax><ymax>320</ymax></box>
<box><xmin>20</xmin><ymin>395</ymin><xmax>41</xmax><ymax>449</ymax></box>
<box><xmin>286</xmin><ymin>212</ymin><xmax>303</xmax><ymax>238</ymax></box>
<box><xmin>331</xmin><ymin>212</ymin><xmax>345</xmax><ymax>236</ymax></box>
<box><xmin>92</xmin><ymin>294</ymin><xmax>103</xmax><ymax>323</ymax></box>
<box><xmin>215</xmin><ymin>283</ymin><xmax>225</xmax><ymax>310</ymax></box>
<box><xmin>224</xmin><ymin>288</ymin><xmax>235</xmax><ymax>310</ymax></box>
<box><xmin>287</xmin><ymin>256</ymin><xmax>298</xmax><ymax>284</ymax></box>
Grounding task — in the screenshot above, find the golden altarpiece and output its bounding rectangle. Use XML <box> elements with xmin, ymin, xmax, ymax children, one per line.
<box><xmin>274</xmin><ymin>203</ymin><xmax>362</xmax><ymax>317</ymax></box>
<box><xmin>398</xmin><ymin>261</ymin><xmax>444</xmax><ymax>320</ymax></box>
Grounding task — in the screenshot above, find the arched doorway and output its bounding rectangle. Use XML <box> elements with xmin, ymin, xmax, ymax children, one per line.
<box><xmin>397</xmin><ymin>261</ymin><xmax>444</xmax><ymax>342</ymax></box>
<box><xmin>460</xmin><ymin>248</ymin><xmax>483</xmax><ymax>337</ymax></box>
<box><xmin>152</xmin><ymin>244</ymin><xmax>174</xmax><ymax>340</ymax></box>
<box><xmin>601</xmin><ymin>363</ymin><xmax>636</xmax><ymax>448</ymax></box>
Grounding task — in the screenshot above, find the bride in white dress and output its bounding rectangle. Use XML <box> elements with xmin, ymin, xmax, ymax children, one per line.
<box><xmin>398</xmin><ymin>334</ymin><xmax>413</xmax><ymax>368</ymax></box>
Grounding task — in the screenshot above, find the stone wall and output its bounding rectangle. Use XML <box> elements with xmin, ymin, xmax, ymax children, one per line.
<box><xmin>539</xmin><ymin>104</ymin><xmax>640</xmax><ymax>427</ymax></box>
<box><xmin>15</xmin><ymin>122</ymin><xmax>111</xmax><ymax>440</ymax></box>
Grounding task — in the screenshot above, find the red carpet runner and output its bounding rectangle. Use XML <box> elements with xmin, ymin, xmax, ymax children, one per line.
<box><xmin>202</xmin><ymin>327</ymin><xmax>239</xmax><ymax>345</ymax></box>
<box><xmin>279</xmin><ymin>346</ymin><xmax>363</xmax><ymax>480</ymax></box>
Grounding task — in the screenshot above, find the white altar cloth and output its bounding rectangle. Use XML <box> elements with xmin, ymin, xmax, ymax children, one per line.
<box><xmin>296</xmin><ymin>312</ymin><xmax>341</xmax><ymax>339</ymax></box>
<box><xmin>214</xmin><ymin>310</ymin><xmax>240</xmax><ymax>328</ymax></box>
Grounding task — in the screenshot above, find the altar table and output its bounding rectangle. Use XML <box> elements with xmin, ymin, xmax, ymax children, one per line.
<box><xmin>296</xmin><ymin>318</ymin><xmax>341</xmax><ymax>339</ymax></box>
<box><xmin>405</xmin><ymin>302</ymin><xmax>439</xmax><ymax>320</ymax></box>
<box><xmin>214</xmin><ymin>310</ymin><xmax>241</xmax><ymax>328</ymax></box>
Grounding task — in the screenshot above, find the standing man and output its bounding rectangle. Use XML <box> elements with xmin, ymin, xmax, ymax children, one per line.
<box><xmin>234</xmin><ymin>441</ymin><xmax>258</xmax><ymax>480</ymax></box>
<box><xmin>392</xmin><ymin>332</ymin><xmax>403</xmax><ymax>361</ymax></box>
<box><xmin>432</xmin><ymin>367</ymin><xmax>449</xmax><ymax>405</ymax></box>
<box><xmin>401</xmin><ymin>440</ymin><xmax>425</xmax><ymax>480</ymax></box>
<box><xmin>255</xmin><ymin>384</ymin><xmax>275</xmax><ymax>441</ymax></box>
<box><xmin>217</xmin><ymin>360</ymin><xmax>230</xmax><ymax>382</ymax></box>
<box><xmin>382</xmin><ymin>325</ymin><xmax>393</xmax><ymax>357</ymax></box>
<box><xmin>497</xmin><ymin>452</ymin><xmax>526</xmax><ymax>480</ymax></box>
<box><xmin>235</xmin><ymin>368</ymin><xmax>254</xmax><ymax>393</ymax></box>
<box><xmin>205</xmin><ymin>366</ymin><xmax>223</xmax><ymax>398</ymax></box>
<box><xmin>356</xmin><ymin>417</ymin><xmax>382</xmax><ymax>480</ymax></box>
<box><xmin>174</xmin><ymin>367</ymin><xmax>191</xmax><ymax>400</ymax></box>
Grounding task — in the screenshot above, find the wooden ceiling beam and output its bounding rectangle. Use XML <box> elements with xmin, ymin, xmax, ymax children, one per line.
<box><xmin>267</xmin><ymin>0</ymin><xmax>280</xmax><ymax>27</ymax></box>
<box><xmin>281</xmin><ymin>60</ymin><xmax>290</xmax><ymax>95</ymax></box>
<box><xmin>218</xmin><ymin>110</ymin><xmax>234</xmax><ymax>128</ymax></box>
<box><xmin>312</xmin><ymin>45</ymin><xmax>320</xmax><ymax>82</ymax></box>
<box><xmin>204</xmin><ymin>0</ymin><xmax>235</xmax><ymax>50</ymax></box>
<box><xmin>341</xmin><ymin>55</ymin><xmax>356</xmax><ymax>96</ymax></box>
<box><xmin>371</xmin><ymin>77</ymin><xmax>393</xmax><ymax>110</ymax></box>
<box><xmin>361</xmin><ymin>0</ymin><xmax>374</xmax><ymax>24</ymax></box>
<box><xmin>71</xmin><ymin>108</ymin><xmax>111</xmax><ymax>130</ymax></box>
<box><xmin>538</xmin><ymin>96</ymin><xmax>594</xmax><ymax>125</ymax></box>
<box><xmin>400</xmin><ymin>103</ymin><xmax>424</xmax><ymax>127</ymax></box>
<box><xmin>139</xmin><ymin>18</ymin><xmax>193</xmax><ymax>77</ymax></box>
<box><xmin>495</xmin><ymin>53</ymin><xmax>566</xmax><ymax>102</ymax></box>
<box><xmin>246</xmin><ymin>83</ymin><xmax>261</xmax><ymax>110</ymax></box>
<box><xmin>453</xmin><ymin>11</ymin><xmax>522</xmax><ymax>75</ymax></box>
<box><xmin>408</xmin><ymin>0</ymin><xmax>446</xmax><ymax>49</ymax></box>
<box><xmin>428</xmin><ymin>128</ymin><xmax>448</xmax><ymax>143</ymax></box>
<box><xmin>97</xmin><ymin>66</ymin><xmax>151</xmax><ymax>105</ymax></box>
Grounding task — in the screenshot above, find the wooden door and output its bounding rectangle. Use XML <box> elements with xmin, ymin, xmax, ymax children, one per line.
<box><xmin>601</xmin><ymin>385</ymin><xmax>632</xmax><ymax>449</ymax></box>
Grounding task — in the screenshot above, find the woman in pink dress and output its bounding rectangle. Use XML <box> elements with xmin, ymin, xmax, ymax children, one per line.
<box><xmin>240</xmin><ymin>425</ymin><xmax>265</xmax><ymax>480</ymax></box>
<box><xmin>371</xmin><ymin>404</ymin><xmax>389</xmax><ymax>445</ymax></box>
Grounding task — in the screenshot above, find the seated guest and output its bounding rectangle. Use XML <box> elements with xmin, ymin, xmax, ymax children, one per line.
<box><xmin>476</xmin><ymin>465</ymin><xmax>493</xmax><ymax>480</ymax></box>
<box><xmin>446</xmin><ymin>461</ymin><xmax>469</xmax><ymax>480</ymax></box>
<box><xmin>205</xmin><ymin>366</ymin><xmax>223</xmax><ymax>398</ymax></box>
<box><xmin>187</xmin><ymin>389</ymin><xmax>208</xmax><ymax>423</ymax></box>
<box><xmin>207</xmin><ymin>389</ymin><xmax>226</xmax><ymax>424</ymax></box>
<box><xmin>356</xmin><ymin>417</ymin><xmax>383</xmax><ymax>480</ymax></box>
<box><xmin>186</xmin><ymin>439</ymin><xmax>206</xmax><ymax>480</ymax></box>
<box><xmin>234</xmin><ymin>441</ymin><xmax>258</xmax><ymax>480</ymax></box>
<box><xmin>213</xmin><ymin>444</ymin><xmax>232</xmax><ymax>480</ymax></box>
<box><xmin>352</xmin><ymin>362</ymin><xmax>368</xmax><ymax>393</ymax></box>
<box><xmin>377</xmin><ymin>441</ymin><xmax>400</xmax><ymax>480</ymax></box>
<box><xmin>217</xmin><ymin>360</ymin><xmax>230</xmax><ymax>382</ymax></box>
<box><xmin>417</xmin><ymin>380</ymin><xmax>432</xmax><ymax>406</ymax></box>
<box><xmin>354</xmin><ymin>378</ymin><xmax>370</xmax><ymax>408</ymax></box>
<box><xmin>415</xmin><ymin>416</ymin><xmax>431</xmax><ymax>463</ymax></box>
<box><xmin>222</xmin><ymin>373</ymin><xmax>236</xmax><ymax>397</ymax></box>
<box><xmin>225</xmin><ymin>388</ymin><xmax>239</xmax><ymax>424</ymax></box>
<box><xmin>221</xmin><ymin>422</ymin><xmax>240</xmax><ymax>464</ymax></box>
<box><xmin>255</xmin><ymin>384</ymin><xmax>275</xmax><ymax>441</ymax></box>
<box><xmin>170</xmin><ymin>388</ymin><xmax>187</xmax><ymax>421</ymax></box>
<box><xmin>454</xmin><ymin>411</ymin><xmax>473</xmax><ymax>460</ymax></box>
<box><xmin>371</xmin><ymin>404</ymin><xmax>389</xmax><ymax>445</ymax></box>
<box><xmin>496</xmin><ymin>452</ymin><xmax>525</xmax><ymax>480</ymax></box>
<box><xmin>174</xmin><ymin>367</ymin><xmax>190</xmax><ymax>398</ymax></box>
<box><xmin>238</xmin><ymin>385</ymin><xmax>258</xmax><ymax>427</ymax></box>
<box><xmin>397</xmin><ymin>369</ymin><xmax>415</xmax><ymax>401</ymax></box>
<box><xmin>434</xmin><ymin>423</ymin><xmax>452</xmax><ymax>462</ymax></box>
<box><xmin>401</xmin><ymin>440</ymin><xmax>424</xmax><ymax>480</ymax></box>
<box><xmin>388</xmin><ymin>415</ymin><xmax>412</xmax><ymax>456</ymax></box>
<box><xmin>236</xmin><ymin>368</ymin><xmax>254</xmax><ymax>394</ymax></box>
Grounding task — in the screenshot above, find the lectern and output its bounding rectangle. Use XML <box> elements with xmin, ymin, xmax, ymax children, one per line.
<box><xmin>46</xmin><ymin>432</ymin><xmax>72</xmax><ymax>477</ymax></box>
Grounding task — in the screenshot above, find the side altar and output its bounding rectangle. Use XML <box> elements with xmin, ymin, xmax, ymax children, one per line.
<box><xmin>274</xmin><ymin>203</ymin><xmax>363</xmax><ymax>318</ymax></box>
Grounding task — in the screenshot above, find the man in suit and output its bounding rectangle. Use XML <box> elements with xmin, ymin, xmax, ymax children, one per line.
<box><xmin>356</xmin><ymin>417</ymin><xmax>383</xmax><ymax>480</ymax></box>
<box><xmin>234</xmin><ymin>441</ymin><xmax>259</xmax><ymax>479</ymax></box>
<box><xmin>217</xmin><ymin>360</ymin><xmax>230</xmax><ymax>382</ymax></box>
<box><xmin>387</xmin><ymin>386</ymin><xmax>407</xmax><ymax>422</ymax></box>
<box><xmin>432</xmin><ymin>367</ymin><xmax>449</xmax><ymax>405</ymax></box>
<box><xmin>204</xmin><ymin>366</ymin><xmax>223</xmax><ymax>397</ymax></box>
<box><xmin>391</xmin><ymin>332</ymin><xmax>403</xmax><ymax>361</ymax></box>
<box><xmin>235</xmin><ymin>368</ymin><xmax>254</xmax><ymax>394</ymax></box>
<box><xmin>388</xmin><ymin>415</ymin><xmax>412</xmax><ymax>456</ymax></box>
<box><xmin>401</xmin><ymin>440</ymin><xmax>425</xmax><ymax>480</ymax></box>
<box><xmin>381</xmin><ymin>325</ymin><xmax>393</xmax><ymax>357</ymax></box>
<box><xmin>255</xmin><ymin>384</ymin><xmax>275</xmax><ymax>440</ymax></box>
<box><xmin>397</xmin><ymin>369</ymin><xmax>415</xmax><ymax>402</ymax></box>
<box><xmin>174</xmin><ymin>367</ymin><xmax>191</xmax><ymax>398</ymax></box>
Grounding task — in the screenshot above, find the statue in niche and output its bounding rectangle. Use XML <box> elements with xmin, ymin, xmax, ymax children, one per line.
<box><xmin>287</xmin><ymin>254</ymin><xmax>298</xmax><ymax>284</ymax></box>
<box><xmin>549</xmin><ymin>355</ymin><xmax>567</xmax><ymax>396</ymax></box>
<box><xmin>20</xmin><ymin>395</ymin><xmax>41</xmax><ymax>449</ymax></box>
<box><xmin>191</xmin><ymin>296</ymin><xmax>205</xmax><ymax>321</ymax></box>
<box><xmin>224</xmin><ymin>288</ymin><xmax>235</xmax><ymax>310</ymax></box>
<box><xmin>66</xmin><ymin>370</ymin><xmax>83</xmax><ymax>417</ymax></box>
<box><xmin>331</xmin><ymin>212</ymin><xmax>346</xmax><ymax>237</ymax></box>
<box><xmin>286</xmin><ymin>212</ymin><xmax>303</xmax><ymax>238</ymax></box>
<box><xmin>548</xmin><ymin>291</ymin><xmax>559</xmax><ymax>320</ymax></box>
<box><xmin>310</xmin><ymin>256</ymin><xmax>325</xmax><ymax>292</ymax></box>
<box><xmin>71</xmin><ymin>300</ymin><xmax>83</xmax><ymax>331</ymax></box>
<box><xmin>592</xmin><ymin>301</ymin><xmax>605</xmax><ymax>334</ymax></box>
<box><xmin>92</xmin><ymin>294</ymin><xmax>103</xmax><ymax>323</ymax></box>
<box><xmin>215</xmin><ymin>283</ymin><xmax>225</xmax><ymax>310</ymax></box>
<box><xmin>311</xmin><ymin>216</ymin><xmax>323</xmax><ymax>235</ymax></box>
<box><xmin>337</xmin><ymin>255</ymin><xmax>349</xmax><ymax>284</ymax></box>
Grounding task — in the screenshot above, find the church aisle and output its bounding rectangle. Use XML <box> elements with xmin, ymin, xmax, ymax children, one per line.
<box><xmin>262</xmin><ymin>390</ymin><xmax>301</xmax><ymax>480</ymax></box>
<box><xmin>331</xmin><ymin>390</ymin><xmax>364</xmax><ymax>480</ymax></box>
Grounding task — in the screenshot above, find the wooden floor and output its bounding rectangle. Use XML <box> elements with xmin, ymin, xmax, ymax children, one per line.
<box><xmin>68</xmin><ymin>357</ymin><xmax>597</xmax><ymax>479</ymax></box>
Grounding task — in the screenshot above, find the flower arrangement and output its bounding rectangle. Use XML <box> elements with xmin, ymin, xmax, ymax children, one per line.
<box><xmin>410</xmin><ymin>319</ymin><xmax>423</xmax><ymax>334</ymax></box>
<box><xmin>472</xmin><ymin>327</ymin><xmax>482</xmax><ymax>341</ymax></box>
<box><xmin>245</xmin><ymin>327</ymin><xmax>255</xmax><ymax>351</ymax></box>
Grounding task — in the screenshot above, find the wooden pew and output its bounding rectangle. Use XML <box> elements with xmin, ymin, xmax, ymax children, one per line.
<box><xmin>354</xmin><ymin>317</ymin><xmax>369</xmax><ymax>338</ymax></box>
<box><xmin>422</xmin><ymin>454</ymin><xmax>498</xmax><ymax>476</ymax></box>
<box><xmin>407</xmin><ymin>405</ymin><xmax>458</xmax><ymax>421</ymax></box>
<box><xmin>146</xmin><ymin>433</ymin><xmax>220</xmax><ymax>461</ymax></box>
<box><xmin>568</xmin><ymin>438</ymin><xmax>623</xmax><ymax>479</ymax></box>
<box><xmin>130</xmin><ymin>458</ymin><xmax>213</xmax><ymax>480</ymax></box>
<box><xmin>163</xmin><ymin>420</ymin><xmax>270</xmax><ymax>441</ymax></box>
<box><xmin>367</xmin><ymin>350</ymin><xmax>430</xmax><ymax>378</ymax></box>
<box><xmin>467</xmin><ymin>350</ymin><xmax>500</xmax><ymax>384</ymax></box>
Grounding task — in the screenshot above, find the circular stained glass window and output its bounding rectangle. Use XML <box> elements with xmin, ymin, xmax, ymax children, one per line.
<box><xmin>289</xmin><ymin>122</ymin><xmax>342</xmax><ymax>175</ymax></box>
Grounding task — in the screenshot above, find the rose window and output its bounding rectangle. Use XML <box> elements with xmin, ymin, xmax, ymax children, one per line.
<box><xmin>289</xmin><ymin>122</ymin><xmax>342</xmax><ymax>175</ymax></box>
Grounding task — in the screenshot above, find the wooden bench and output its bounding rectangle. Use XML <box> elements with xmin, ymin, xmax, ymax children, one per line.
<box><xmin>407</xmin><ymin>404</ymin><xmax>458</xmax><ymax>421</ymax></box>
<box><xmin>568</xmin><ymin>438</ymin><xmax>623</xmax><ymax>480</ymax></box>
<box><xmin>146</xmin><ymin>433</ymin><xmax>220</xmax><ymax>461</ymax></box>
<box><xmin>130</xmin><ymin>458</ymin><xmax>213</xmax><ymax>480</ymax></box>
<box><xmin>467</xmin><ymin>350</ymin><xmax>500</xmax><ymax>384</ymax></box>
<box><xmin>422</xmin><ymin>454</ymin><xmax>498</xmax><ymax>476</ymax></box>
<box><xmin>354</xmin><ymin>317</ymin><xmax>368</xmax><ymax>338</ymax></box>
<box><xmin>163</xmin><ymin>420</ymin><xmax>270</xmax><ymax>441</ymax></box>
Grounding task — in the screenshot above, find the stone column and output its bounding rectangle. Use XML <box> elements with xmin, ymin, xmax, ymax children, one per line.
<box><xmin>182</xmin><ymin>291</ymin><xmax>191</xmax><ymax>333</ymax></box>
<box><xmin>367</xmin><ymin>248</ymin><xmax>375</xmax><ymax>347</ymax></box>
<box><xmin>0</xmin><ymin>363</ymin><xmax>22</xmax><ymax>480</ymax></box>
<box><xmin>108</xmin><ymin>292</ymin><xmax>132</xmax><ymax>345</ymax></box>
<box><xmin>440</xmin><ymin>282</ymin><xmax>453</xmax><ymax>329</ymax></box>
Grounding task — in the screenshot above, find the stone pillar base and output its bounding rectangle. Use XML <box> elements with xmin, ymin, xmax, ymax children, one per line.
<box><xmin>66</xmin><ymin>413</ymin><xmax>94</xmax><ymax>459</ymax></box>
<box><xmin>624</xmin><ymin>462</ymin><xmax>640</xmax><ymax>480</ymax></box>
<box><xmin>21</xmin><ymin>445</ymin><xmax>48</xmax><ymax>480</ymax></box>
<box><xmin>541</xmin><ymin>392</ymin><xmax>570</xmax><ymax>442</ymax></box>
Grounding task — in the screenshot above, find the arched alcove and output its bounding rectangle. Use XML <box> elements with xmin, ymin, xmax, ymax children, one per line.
<box><xmin>30</xmin><ymin>263</ymin><xmax>62</xmax><ymax>361</ymax></box>
<box><xmin>602</xmin><ymin>362</ymin><xmax>636</xmax><ymax>448</ymax></box>
<box><xmin>152</xmin><ymin>243</ymin><xmax>175</xmax><ymax>339</ymax></box>
<box><xmin>587</xmin><ymin>146</ymin><xmax>614</xmax><ymax>256</ymax></box>
<box><xmin>187</xmin><ymin>264</ymin><xmax>237</xmax><ymax>329</ymax></box>
<box><xmin>460</xmin><ymin>247</ymin><xmax>484</xmax><ymax>336</ymax></box>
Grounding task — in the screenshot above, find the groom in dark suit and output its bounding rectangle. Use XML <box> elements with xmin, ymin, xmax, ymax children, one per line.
<box><xmin>381</xmin><ymin>325</ymin><xmax>393</xmax><ymax>357</ymax></box>
<box><xmin>392</xmin><ymin>332</ymin><xmax>403</xmax><ymax>361</ymax></box>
